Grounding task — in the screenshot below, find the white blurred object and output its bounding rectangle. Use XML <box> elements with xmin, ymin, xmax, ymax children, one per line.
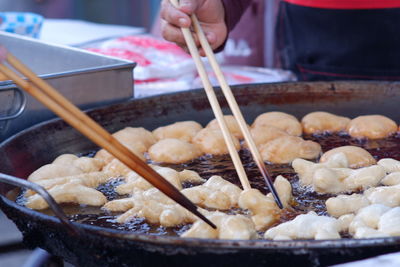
<box><xmin>192</xmin><ymin>65</ymin><xmax>296</xmax><ymax>88</ymax></box>
<box><xmin>134</xmin><ymin>65</ymin><xmax>296</xmax><ymax>98</ymax></box>
<box><xmin>85</xmin><ymin>34</ymin><xmax>296</xmax><ymax>98</ymax></box>
<box><xmin>332</xmin><ymin>252</ymin><xmax>400</xmax><ymax>267</ymax></box>
<box><xmin>40</xmin><ymin>19</ymin><xmax>144</xmax><ymax>46</ymax></box>
<box><xmin>134</xmin><ymin>73</ymin><xmax>196</xmax><ymax>98</ymax></box>
<box><xmin>99</xmin><ymin>35</ymin><xmax>196</xmax><ymax>80</ymax></box>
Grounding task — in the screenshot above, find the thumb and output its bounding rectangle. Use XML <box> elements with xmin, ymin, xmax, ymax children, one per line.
<box><xmin>179</xmin><ymin>0</ymin><xmax>199</xmax><ymax>15</ymax></box>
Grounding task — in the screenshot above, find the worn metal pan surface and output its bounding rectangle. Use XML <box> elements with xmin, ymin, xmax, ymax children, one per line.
<box><xmin>1</xmin><ymin>81</ymin><xmax>400</xmax><ymax>267</ymax></box>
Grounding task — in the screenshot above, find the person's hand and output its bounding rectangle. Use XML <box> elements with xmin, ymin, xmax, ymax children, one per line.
<box><xmin>160</xmin><ymin>0</ymin><xmax>227</xmax><ymax>56</ymax></box>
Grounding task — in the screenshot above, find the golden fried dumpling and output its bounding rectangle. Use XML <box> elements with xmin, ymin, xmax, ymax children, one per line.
<box><xmin>320</xmin><ymin>146</ymin><xmax>376</xmax><ymax>168</ymax></box>
<box><xmin>181</xmin><ymin>175</ymin><xmax>242</xmax><ymax>210</ymax></box>
<box><xmin>103</xmin><ymin>159</ymin><xmax>132</xmax><ymax>176</ymax></box>
<box><xmin>26</xmin><ymin>172</ymin><xmax>114</xmax><ymax>197</ymax></box>
<box><xmin>309</xmin><ymin>165</ymin><xmax>385</xmax><ymax>194</ymax></box>
<box><xmin>346</xmin><ymin>115</ymin><xmax>397</xmax><ymax>139</ymax></box>
<box><xmin>181</xmin><ymin>211</ymin><xmax>257</xmax><ymax>240</ymax></box>
<box><xmin>206</xmin><ymin>115</ymin><xmax>248</xmax><ymax>139</ymax></box>
<box><xmin>148</xmin><ymin>138</ymin><xmax>202</xmax><ymax>164</ymax></box>
<box><xmin>152</xmin><ymin>121</ymin><xmax>203</xmax><ymax>142</ymax></box>
<box><xmin>378</xmin><ymin>158</ymin><xmax>400</xmax><ymax>173</ymax></box>
<box><xmin>28</xmin><ymin>154</ymin><xmax>105</xmax><ymax>182</ymax></box>
<box><xmin>364</xmin><ymin>184</ymin><xmax>400</xmax><ymax>208</ymax></box>
<box><xmin>381</xmin><ymin>172</ymin><xmax>400</xmax><ymax>186</ymax></box>
<box><xmin>238</xmin><ymin>176</ymin><xmax>292</xmax><ymax>231</ymax></box>
<box><xmin>292</xmin><ymin>153</ymin><xmax>349</xmax><ymax>186</ymax></box>
<box><xmin>348</xmin><ymin>204</ymin><xmax>394</xmax><ymax>238</ymax></box>
<box><xmin>113</xmin><ymin>127</ymin><xmax>156</xmax><ymax>149</ymax></box>
<box><xmin>301</xmin><ymin>111</ymin><xmax>350</xmax><ymax>134</ymax></box>
<box><xmin>28</xmin><ymin>164</ymin><xmax>83</xmax><ymax>183</ymax></box>
<box><xmin>26</xmin><ymin>181</ymin><xmax>107</xmax><ymax>210</ymax></box>
<box><xmin>260</xmin><ymin>136</ymin><xmax>321</xmax><ymax>164</ymax></box>
<box><xmin>192</xmin><ymin>128</ymin><xmax>240</xmax><ymax>155</ymax></box>
<box><xmin>245</xmin><ymin>125</ymin><xmax>288</xmax><ymax>147</ymax></box>
<box><xmin>95</xmin><ymin>127</ymin><xmax>155</xmax><ymax>163</ymax></box>
<box><xmin>326</xmin><ymin>194</ymin><xmax>370</xmax><ymax>218</ymax></box>
<box><xmin>252</xmin><ymin>112</ymin><xmax>302</xmax><ymax>136</ymax></box>
<box><xmin>105</xmin><ymin>188</ymin><xmax>197</xmax><ymax>227</ymax></box>
<box><xmin>264</xmin><ymin>211</ymin><xmax>341</xmax><ymax>240</ymax></box>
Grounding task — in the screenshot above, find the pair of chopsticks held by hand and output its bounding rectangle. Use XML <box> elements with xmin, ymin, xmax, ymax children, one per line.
<box><xmin>169</xmin><ymin>0</ymin><xmax>283</xmax><ymax>208</ymax></box>
<box><xmin>0</xmin><ymin>1</ymin><xmax>282</xmax><ymax>229</ymax></box>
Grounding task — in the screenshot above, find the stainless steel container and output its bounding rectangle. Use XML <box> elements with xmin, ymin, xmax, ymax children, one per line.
<box><xmin>0</xmin><ymin>31</ymin><xmax>135</xmax><ymax>140</ymax></box>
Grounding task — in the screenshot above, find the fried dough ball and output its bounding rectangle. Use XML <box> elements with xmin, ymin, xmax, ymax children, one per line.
<box><xmin>178</xmin><ymin>169</ymin><xmax>206</xmax><ymax>184</ymax></box>
<box><xmin>313</xmin><ymin>165</ymin><xmax>385</xmax><ymax>194</ymax></box>
<box><xmin>346</xmin><ymin>115</ymin><xmax>397</xmax><ymax>139</ymax></box>
<box><xmin>301</xmin><ymin>112</ymin><xmax>350</xmax><ymax>134</ymax></box>
<box><xmin>239</xmin><ymin>176</ymin><xmax>292</xmax><ymax>231</ymax></box>
<box><xmin>26</xmin><ymin>181</ymin><xmax>107</xmax><ymax>210</ymax></box>
<box><xmin>349</xmin><ymin>204</ymin><xmax>394</xmax><ymax>238</ymax></box>
<box><xmin>113</xmin><ymin>127</ymin><xmax>156</xmax><ymax>149</ymax></box>
<box><xmin>192</xmin><ymin>128</ymin><xmax>240</xmax><ymax>155</ymax></box>
<box><xmin>152</xmin><ymin>121</ymin><xmax>203</xmax><ymax>142</ymax></box>
<box><xmin>102</xmin><ymin>159</ymin><xmax>132</xmax><ymax>176</ymax></box>
<box><xmin>95</xmin><ymin>127</ymin><xmax>155</xmax><ymax>163</ymax></box>
<box><xmin>181</xmin><ymin>211</ymin><xmax>257</xmax><ymax>240</ymax></box>
<box><xmin>115</xmin><ymin>166</ymin><xmax>202</xmax><ymax>195</ymax></box>
<box><xmin>378</xmin><ymin>207</ymin><xmax>400</xmax><ymax>236</ymax></box>
<box><xmin>245</xmin><ymin>125</ymin><xmax>288</xmax><ymax>147</ymax></box>
<box><xmin>264</xmin><ymin>211</ymin><xmax>341</xmax><ymax>240</ymax></box>
<box><xmin>182</xmin><ymin>186</ymin><xmax>231</xmax><ymax>210</ymax></box>
<box><xmin>206</xmin><ymin>115</ymin><xmax>248</xmax><ymax>139</ymax></box>
<box><xmin>116</xmin><ymin>166</ymin><xmax>183</xmax><ymax>194</ymax></box>
<box><xmin>327</xmin><ymin>182</ymin><xmax>400</xmax><ymax>219</ymax></box>
<box><xmin>105</xmin><ymin>188</ymin><xmax>197</xmax><ymax>227</ymax></box>
<box><xmin>148</xmin><ymin>138</ymin><xmax>202</xmax><ymax>164</ymax></box>
<box><xmin>52</xmin><ymin>155</ymin><xmax>105</xmax><ymax>173</ymax></box>
<box><xmin>326</xmin><ymin>194</ymin><xmax>370</xmax><ymax>218</ymax></box>
<box><xmin>295</xmin><ymin>156</ymin><xmax>385</xmax><ymax>193</ymax></box>
<box><xmin>320</xmin><ymin>146</ymin><xmax>376</xmax><ymax>168</ymax></box>
<box><xmin>95</xmin><ymin>146</ymin><xmax>147</xmax><ymax>163</ymax></box>
<box><xmin>364</xmin><ymin>184</ymin><xmax>400</xmax><ymax>207</ymax></box>
<box><xmin>25</xmin><ymin>171</ymin><xmax>114</xmax><ymax>197</ymax></box>
<box><xmin>181</xmin><ymin>176</ymin><xmax>242</xmax><ymax>210</ymax></box>
<box><xmin>292</xmin><ymin>152</ymin><xmax>349</xmax><ymax>185</ymax></box>
<box><xmin>378</xmin><ymin>158</ymin><xmax>400</xmax><ymax>173</ymax></box>
<box><xmin>381</xmin><ymin>172</ymin><xmax>400</xmax><ymax>186</ymax></box>
<box><xmin>252</xmin><ymin>111</ymin><xmax>302</xmax><ymax>136</ymax></box>
<box><xmin>202</xmin><ymin>175</ymin><xmax>242</xmax><ymax>204</ymax></box>
<box><xmin>28</xmin><ymin>154</ymin><xmax>105</xmax><ymax>182</ymax></box>
<box><xmin>28</xmin><ymin>164</ymin><xmax>83</xmax><ymax>183</ymax></box>
<box><xmin>337</xmin><ymin>214</ymin><xmax>355</xmax><ymax>232</ymax></box>
<box><xmin>260</xmin><ymin>136</ymin><xmax>321</xmax><ymax>164</ymax></box>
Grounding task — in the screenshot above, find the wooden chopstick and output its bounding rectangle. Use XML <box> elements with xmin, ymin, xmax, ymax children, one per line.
<box><xmin>191</xmin><ymin>15</ymin><xmax>283</xmax><ymax>208</ymax></box>
<box><xmin>169</xmin><ymin>0</ymin><xmax>251</xmax><ymax>191</ymax></box>
<box><xmin>170</xmin><ymin>0</ymin><xmax>283</xmax><ymax>208</ymax></box>
<box><xmin>0</xmin><ymin>46</ymin><xmax>216</xmax><ymax>229</ymax></box>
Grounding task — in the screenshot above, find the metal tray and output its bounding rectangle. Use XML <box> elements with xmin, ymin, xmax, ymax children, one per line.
<box><xmin>0</xmin><ymin>31</ymin><xmax>135</xmax><ymax>140</ymax></box>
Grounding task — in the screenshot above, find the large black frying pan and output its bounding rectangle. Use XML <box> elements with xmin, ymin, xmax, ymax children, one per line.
<box><xmin>1</xmin><ymin>81</ymin><xmax>400</xmax><ymax>267</ymax></box>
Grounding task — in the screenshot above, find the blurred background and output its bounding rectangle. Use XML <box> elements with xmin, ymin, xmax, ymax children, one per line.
<box><xmin>1</xmin><ymin>0</ymin><xmax>162</xmax><ymax>31</ymax></box>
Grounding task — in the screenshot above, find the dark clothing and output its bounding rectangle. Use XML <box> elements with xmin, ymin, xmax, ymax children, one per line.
<box><xmin>222</xmin><ymin>0</ymin><xmax>400</xmax><ymax>81</ymax></box>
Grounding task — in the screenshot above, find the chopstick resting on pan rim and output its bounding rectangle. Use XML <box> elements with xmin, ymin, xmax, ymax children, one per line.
<box><xmin>169</xmin><ymin>0</ymin><xmax>283</xmax><ymax>208</ymax></box>
<box><xmin>0</xmin><ymin>45</ymin><xmax>216</xmax><ymax>229</ymax></box>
